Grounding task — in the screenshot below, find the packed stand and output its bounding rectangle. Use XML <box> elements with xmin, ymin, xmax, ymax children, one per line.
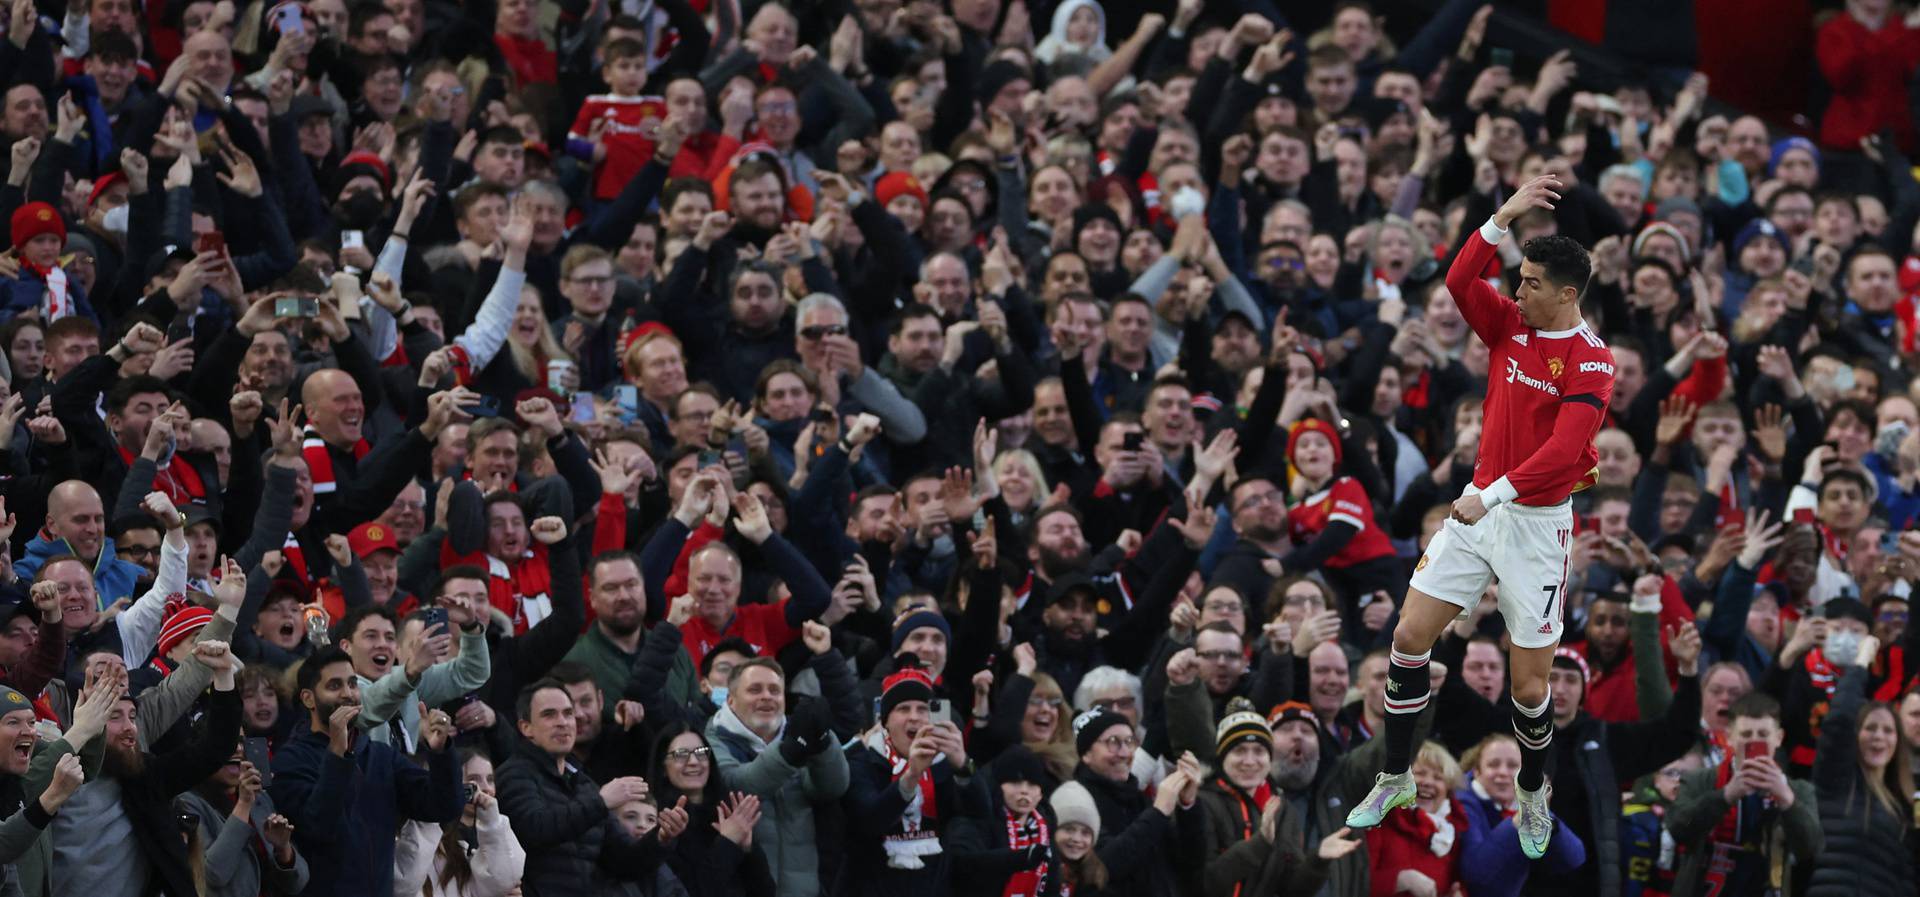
<box><xmin>0</xmin><ymin>0</ymin><xmax>1911</xmax><ymax>895</ymax></box>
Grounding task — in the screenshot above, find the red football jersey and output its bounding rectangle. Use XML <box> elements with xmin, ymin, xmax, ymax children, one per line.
<box><xmin>1288</xmin><ymin>477</ymin><xmax>1396</xmax><ymax>568</ymax></box>
<box><xmin>679</xmin><ymin>601</ymin><xmax>801</xmax><ymax>671</ymax></box>
<box><xmin>569</xmin><ymin>94</ymin><xmax>667</xmax><ymax>200</ymax></box>
<box><xmin>1448</xmin><ymin>223</ymin><xmax>1615</xmax><ymax>507</ymax></box>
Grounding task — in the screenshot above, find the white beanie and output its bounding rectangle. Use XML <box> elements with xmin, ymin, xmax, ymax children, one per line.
<box><xmin>1050</xmin><ymin>781</ymin><xmax>1102</xmax><ymax>841</ymax></box>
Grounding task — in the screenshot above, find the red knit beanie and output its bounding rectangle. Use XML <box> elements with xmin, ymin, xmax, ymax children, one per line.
<box><xmin>10</xmin><ymin>202</ymin><xmax>65</xmax><ymax>251</ymax></box>
<box><xmin>1286</xmin><ymin>417</ymin><xmax>1343</xmax><ymax>466</ymax></box>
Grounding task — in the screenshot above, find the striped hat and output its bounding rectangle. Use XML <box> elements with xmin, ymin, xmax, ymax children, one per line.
<box><xmin>157</xmin><ymin>605</ymin><xmax>214</xmax><ymax>658</ymax></box>
<box><xmin>1215</xmin><ymin>697</ymin><xmax>1272</xmax><ymax>759</ymax></box>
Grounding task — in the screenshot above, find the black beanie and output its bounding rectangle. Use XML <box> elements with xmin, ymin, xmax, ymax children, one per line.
<box><xmin>1071</xmin><ymin>203</ymin><xmax>1123</xmax><ymax>246</ymax></box>
<box><xmin>1073</xmin><ymin>708</ymin><xmax>1132</xmax><ymax>756</ymax></box>
<box><xmin>978</xmin><ymin>60</ymin><xmax>1029</xmax><ymax>105</ymax></box>
<box><xmin>994</xmin><ymin>744</ymin><xmax>1051</xmax><ymax>787</ymax></box>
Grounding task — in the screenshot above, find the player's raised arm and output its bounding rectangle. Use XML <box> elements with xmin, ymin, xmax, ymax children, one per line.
<box><xmin>1446</xmin><ymin>175</ymin><xmax>1565</xmax><ymax>343</ymax></box>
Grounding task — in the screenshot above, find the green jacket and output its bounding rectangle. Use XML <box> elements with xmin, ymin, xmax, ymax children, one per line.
<box><xmin>358</xmin><ymin>626</ymin><xmax>492</xmax><ymax>743</ymax></box>
<box><xmin>1666</xmin><ymin>765</ymin><xmax>1821</xmax><ymax>897</ymax></box>
<box><xmin>564</xmin><ymin>621</ymin><xmax>700</xmax><ymax>710</ymax></box>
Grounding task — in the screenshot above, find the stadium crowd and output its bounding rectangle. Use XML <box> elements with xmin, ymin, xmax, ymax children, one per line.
<box><xmin>0</xmin><ymin>0</ymin><xmax>1913</xmax><ymax>895</ymax></box>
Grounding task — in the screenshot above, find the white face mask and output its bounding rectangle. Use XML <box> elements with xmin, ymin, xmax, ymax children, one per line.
<box><xmin>102</xmin><ymin>204</ymin><xmax>129</xmax><ymax>235</ymax></box>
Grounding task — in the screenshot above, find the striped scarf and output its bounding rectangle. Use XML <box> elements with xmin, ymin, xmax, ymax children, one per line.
<box><xmin>1788</xmin><ymin>649</ymin><xmax>1837</xmax><ymax>768</ymax></box>
<box><xmin>302</xmin><ymin>427</ymin><xmax>369</xmax><ymax>495</ymax></box>
<box><xmin>864</xmin><ymin>728</ymin><xmax>942</xmax><ymax>869</ymax></box>
<box><xmin>1002</xmin><ymin>808</ymin><xmax>1049</xmax><ymax>897</ymax></box>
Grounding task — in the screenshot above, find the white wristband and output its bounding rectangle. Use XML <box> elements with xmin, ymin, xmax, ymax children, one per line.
<box><xmin>1478</xmin><ymin>477</ymin><xmax>1518</xmax><ymax>510</ymax></box>
<box><xmin>1478</xmin><ymin>217</ymin><xmax>1508</xmax><ymax>245</ymax></box>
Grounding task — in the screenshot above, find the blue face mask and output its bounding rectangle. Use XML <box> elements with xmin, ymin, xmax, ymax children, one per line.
<box><xmin>709</xmin><ymin>686</ymin><xmax>728</xmax><ymax>707</ymax></box>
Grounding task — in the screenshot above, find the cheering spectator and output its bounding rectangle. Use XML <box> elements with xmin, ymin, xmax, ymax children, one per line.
<box><xmin>394</xmin><ymin>748</ymin><xmax>528</xmax><ymax>897</ymax></box>
<box><xmin>707</xmin><ymin>658</ymin><xmax>848</xmax><ymax>897</ymax></box>
<box><xmin>270</xmin><ymin>646</ymin><xmax>465</xmax><ymax>897</ymax></box>
<box><xmin>177</xmin><ymin>748</ymin><xmax>309</xmax><ymax>897</ymax></box>
<box><xmin>1668</xmin><ymin>692</ymin><xmax>1820</xmax><ymax>897</ymax></box>
<box><xmin>945</xmin><ymin>745</ymin><xmax>1057</xmax><ymax>897</ymax></box>
<box><xmin>25</xmin><ymin>639</ymin><xmax>241</xmax><ymax>896</ymax></box>
<box><xmin>1363</xmin><ymin>741</ymin><xmax>1466</xmax><ymax>897</ymax></box>
<box><xmin>648</xmin><ymin>721</ymin><xmax>776</xmax><ymax>897</ymax></box>
<box><xmin>496</xmin><ymin>677</ymin><xmax>676</xmax><ymax>895</ymax></box>
<box><xmin>1454</xmin><ymin>734</ymin><xmax>1587</xmax><ymax>897</ymax></box>
<box><xmin>1805</xmin><ymin>634</ymin><xmax>1911</xmax><ymax>896</ymax></box>
<box><xmin>843</xmin><ymin>663</ymin><xmax>965</xmax><ymax>893</ymax></box>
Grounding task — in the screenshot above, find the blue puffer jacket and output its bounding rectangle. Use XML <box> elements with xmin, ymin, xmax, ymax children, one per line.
<box><xmin>15</xmin><ymin>534</ymin><xmax>146</xmax><ymax>607</ymax></box>
<box><xmin>0</xmin><ymin>272</ymin><xmax>98</xmax><ymax>326</ymax></box>
<box><xmin>1455</xmin><ymin>775</ymin><xmax>1587</xmax><ymax>897</ymax></box>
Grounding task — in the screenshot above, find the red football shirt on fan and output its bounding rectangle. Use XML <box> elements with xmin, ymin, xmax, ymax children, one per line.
<box><xmin>1448</xmin><ymin>221</ymin><xmax>1616</xmax><ymax>507</ymax></box>
<box><xmin>1288</xmin><ymin>477</ymin><xmax>1396</xmax><ymax>567</ymax></box>
<box><xmin>680</xmin><ymin>603</ymin><xmax>800</xmax><ymax>671</ymax></box>
<box><xmin>569</xmin><ymin>94</ymin><xmax>667</xmax><ymax>200</ymax></box>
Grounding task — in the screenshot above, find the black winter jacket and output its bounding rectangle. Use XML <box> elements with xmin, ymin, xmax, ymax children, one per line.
<box><xmin>496</xmin><ymin>735</ymin><xmax>668</xmax><ymax>897</ymax></box>
<box><xmin>1072</xmin><ymin>765</ymin><xmax>1207</xmax><ymax>897</ymax></box>
<box><xmin>1806</xmin><ymin>666</ymin><xmax>1911</xmax><ymax>897</ymax></box>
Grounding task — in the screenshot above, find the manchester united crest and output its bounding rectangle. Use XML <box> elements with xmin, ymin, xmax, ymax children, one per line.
<box><xmin>1547</xmin><ymin>357</ymin><xmax>1564</xmax><ymax>378</ymax></box>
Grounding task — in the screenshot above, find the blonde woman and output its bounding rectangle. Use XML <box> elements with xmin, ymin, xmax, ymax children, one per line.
<box><xmin>1364</xmin><ymin>741</ymin><xmax>1466</xmax><ymax>897</ymax></box>
<box><xmin>427</xmin><ymin>199</ymin><xmax>573</xmax><ymax>399</ymax></box>
<box><xmin>500</xmin><ymin>283</ymin><xmax>574</xmax><ymax>387</ymax></box>
<box><xmin>1366</xmin><ymin>215</ymin><xmax>1426</xmax><ymax>294</ymax></box>
<box><xmin>978</xmin><ymin>645</ymin><xmax>1077</xmax><ymax>784</ymax></box>
<box><xmin>1455</xmin><ymin>734</ymin><xmax>1586</xmax><ymax>897</ymax></box>
<box><xmin>991</xmin><ymin>449</ymin><xmax>1050</xmax><ymax>524</ymax></box>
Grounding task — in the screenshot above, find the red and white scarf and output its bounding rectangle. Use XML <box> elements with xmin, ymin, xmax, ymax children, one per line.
<box><xmin>1420</xmin><ymin>798</ymin><xmax>1457</xmax><ymax>856</ymax></box>
<box><xmin>25</xmin><ymin>262</ymin><xmax>72</xmax><ymax>321</ymax></box>
<box><xmin>1003</xmin><ymin>808</ymin><xmax>1049</xmax><ymax>897</ymax></box>
<box><xmin>863</xmin><ymin>728</ymin><xmax>942</xmax><ymax>869</ymax></box>
<box><xmin>303</xmin><ymin>427</ymin><xmax>369</xmax><ymax>495</ymax></box>
<box><xmin>440</xmin><ymin>540</ymin><xmax>551</xmax><ymax>635</ymax></box>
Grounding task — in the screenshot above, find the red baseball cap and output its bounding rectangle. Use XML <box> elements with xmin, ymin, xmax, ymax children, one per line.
<box><xmin>348</xmin><ymin>521</ymin><xmax>399</xmax><ymax>557</ymax></box>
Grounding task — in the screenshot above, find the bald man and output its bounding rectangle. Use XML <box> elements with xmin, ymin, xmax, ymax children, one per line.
<box><xmin>16</xmin><ymin>481</ymin><xmax>148</xmax><ymax>609</ymax></box>
<box><xmin>188</xmin><ymin>419</ymin><xmax>233</xmax><ymax>488</ymax></box>
<box><xmin>293</xmin><ymin>376</ymin><xmax>458</xmax><ymax>581</ymax></box>
<box><xmin>179</xmin><ymin>29</ymin><xmax>236</xmax><ymax>96</ymax></box>
<box><xmin>303</xmin><ymin>369</ymin><xmax>366</xmax><ymax>451</ymax></box>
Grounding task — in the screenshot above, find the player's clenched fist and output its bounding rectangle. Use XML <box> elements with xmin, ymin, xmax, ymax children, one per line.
<box><xmin>1450</xmin><ymin>493</ymin><xmax>1488</xmax><ymax>525</ymax></box>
